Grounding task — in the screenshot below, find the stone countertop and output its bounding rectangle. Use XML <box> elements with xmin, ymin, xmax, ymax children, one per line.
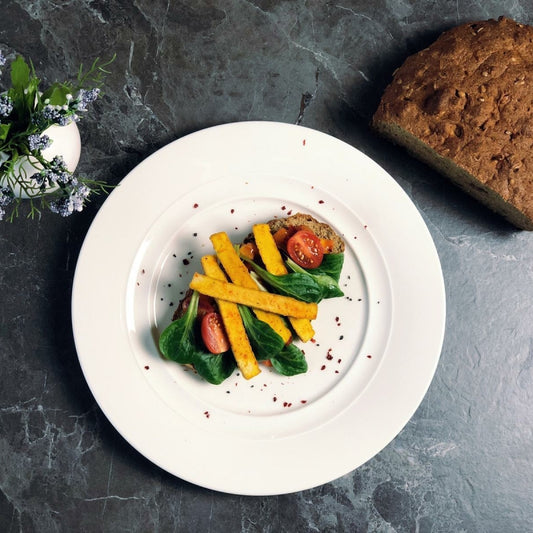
<box><xmin>1</xmin><ymin>1</ymin><xmax>532</xmax><ymax>531</ymax></box>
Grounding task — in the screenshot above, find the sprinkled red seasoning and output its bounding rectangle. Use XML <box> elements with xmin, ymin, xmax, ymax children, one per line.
<box><xmin>321</xmin><ymin>365</ymin><xmax>326</xmax><ymax>370</ymax></box>
<box><xmin>193</xmin><ymin>203</ymin><xmax>199</xmax><ymax>208</ymax></box>
<box><xmin>204</xmin><ymin>411</ymin><xmax>210</xmax><ymax>418</ymax></box>
<box><xmin>300</xmin><ymin>400</ymin><xmax>307</xmax><ymax>404</ymax></box>
<box><xmin>338</xmin><ymin>358</ymin><xmax>342</xmax><ymax>364</ymax></box>
<box><xmin>303</xmin><ymin>139</ymin><xmax>306</xmax><ymax>146</ymax></box>
<box><xmin>318</xmin><ymin>200</ymin><xmax>325</xmax><ymax>204</ymax></box>
<box><xmin>281</xmin><ymin>205</ymin><xmax>286</xmax><ymax>211</ymax></box>
<box><xmin>273</xmin><ymin>396</ymin><xmax>277</xmax><ymax>402</ymax></box>
<box><xmin>144</xmin><ymin>365</ymin><xmax>150</xmax><ymax>370</ymax></box>
<box><xmin>230</xmin><ymin>208</ymin><xmax>235</xmax><ymax>214</ymax></box>
<box><xmin>141</xmin><ymin>269</ymin><xmax>145</xmax><ymax>274</ymax></box>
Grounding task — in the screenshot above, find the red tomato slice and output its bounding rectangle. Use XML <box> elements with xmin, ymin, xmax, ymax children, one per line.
<box><xmin>201</xmin><ymin>312</ymin><xmax>230</xmax><ymax>354</ymax></box>
<box><xmin>286</xmin><ymin>229</ymin><xmax>324</xmax><ymax>269</ymax></box>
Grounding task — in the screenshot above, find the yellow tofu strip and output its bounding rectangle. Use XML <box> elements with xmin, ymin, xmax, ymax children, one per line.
<box><xmin>252</xmin><ymin>224</ymin><xmax>315</xmax><ymax>342</ymax></box>
<box><xmin>209</xmin><ymin>232</ymin><xmax>293</xmax><ymax>344</ymax></box>
<box><xmin>189</xmin><ymin>273</ymin><xmax>318</xmax><ymax>320</ymax></box>
<box><xmin>201</xmin><ymin>255</ymin><xmax>260</xmax><ymax>380</ymax></box>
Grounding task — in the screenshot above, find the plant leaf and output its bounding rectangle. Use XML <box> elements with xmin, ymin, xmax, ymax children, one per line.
<box><xmin>158</xmin><ymin>290</ymin><xmax>199</xmax><ymax>364</ymax></box>
<box><xmin>239</xmin><ymin>305</ymin><xmax>285</xmax><ymax>361</ymax></box>
<box><xmin>193</xmin><ymin>352</ymin><xmax>236</xmax><ymax>385</ymax></box>
<box><xmin>270</xmin><ymin>343</ymin><xmax>308</xmax><ymax>376</ymax></box>
<box><xmin>10</xmin><ymin>56</ymin><xmax>30</xmax><ymax>92</ymax></box>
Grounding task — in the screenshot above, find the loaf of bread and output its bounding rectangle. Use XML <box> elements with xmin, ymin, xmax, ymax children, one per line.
<box><xmin>372</xmin><ymin>16</ymin><xmax>533</xmax><ymax>230</ymax></box>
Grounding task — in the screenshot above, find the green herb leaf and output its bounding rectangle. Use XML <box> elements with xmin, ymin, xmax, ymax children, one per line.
<box><xmin>286</xmin><ymin>255</ymin><xmax>344</xmax><ymax>301</ymax></box>
<box><xmin>239</xmin><ymin>305</ymin><xmax>285</xmax><ymax>360</ymax></box>
<box><xmin>193</xmin><ymin>352</ymin><xmax>236</xmax><ymax>385</ymax></box>
<box><xmin>42</xmin><ymin>83</ymin><xmax>71</xmax><ymax>106</ymax></box>
<box><xmin>312</xmin><ymin>253</ymin><xmax>344</xmax><ymax>282</ymax></box>
<box><xmin>270</xmin><ymin>343</ymin><xmax>308</xmax><ymax>376</ymax></box>
<box><xmin>242</xmin><ymin>257</ymin><xmax>323</xmax><ymax>303</ymax></box>
<box><xmin>10</xmin><ymin>56</ymin><xmax>30</xmax><ymax>92</ymax></box>
<box><xmin>158</xmin><ymin>290</ymin><xmax>200</xmax><ymax>364</ymax></box>
<box><xmin>0</xmin><ymin>123</ymin><xmax>11</xmax><ymax>142</ymax></box>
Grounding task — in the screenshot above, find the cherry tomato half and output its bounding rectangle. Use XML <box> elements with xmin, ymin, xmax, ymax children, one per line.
<box><xmin>201</xmin><ymin>312</ymin><xmax>230</xmax><ymax>354</ymax></box>
<box><xmin>286</xmin><ymin>229</ymin><xmax>324</xmax><ymax>269</ymax></box>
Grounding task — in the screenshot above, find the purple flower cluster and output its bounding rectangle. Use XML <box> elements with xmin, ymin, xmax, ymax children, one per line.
<box><xmin>49</xmin><ymin>184</ymin><xmax>91</xmax><ymax>217</ymax></box>
<box><xmin>27</xmin><ymin>133</ymin><xmax>51</xmax><ymax>151</ymax></box>
<box><xmin>33</xmin><ymin>104</ymin><xmax>74</xmax><ymax>128</ymax></box>
<box><xmin>0</xmin><ymin>186</ymin><xmax>14</xmax><ymax>221</ymax></box>
<box><xmin>75</xmin><ymin>88</ymin><xmax>100</xmax><ymax>112</ymax></box>
<box><xmin>32</xmin><ymin>155</ymin><xmax>72</xmax><ymax>190</ymax></box>
<box><xmin>0</xmin><ymin>94</ymin><xmax>13</xmax><ymax>117</ymax></box>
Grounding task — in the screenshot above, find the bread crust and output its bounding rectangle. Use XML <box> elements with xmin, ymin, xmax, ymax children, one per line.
<box><xmin>372</xmin><ymin>16</ymin><xmax>533</xmax><ymax>230</ymax></box>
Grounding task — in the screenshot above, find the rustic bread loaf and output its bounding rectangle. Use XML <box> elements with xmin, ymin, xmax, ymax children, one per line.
<box><xmin>372</xmin><ymin>16</ymin><xmax>533</xmax><ymax>230</ymax></box>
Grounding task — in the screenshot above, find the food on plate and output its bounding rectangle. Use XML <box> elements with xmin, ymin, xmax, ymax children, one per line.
<box><xmin>372</xmin><ymin>16</ymin><xmax>533</xmax><ymax>230</ymax></box>
<box><xmin>158</xmin><ymin>213</ymin><xmax>345</xmax><ymax>384</ymax></box>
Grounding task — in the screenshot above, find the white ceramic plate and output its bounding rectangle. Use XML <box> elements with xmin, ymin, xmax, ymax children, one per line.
<box><xmin>72</xmin><ymin>121</ymin><xmax>445</xmax><ymax>495</ymax></box>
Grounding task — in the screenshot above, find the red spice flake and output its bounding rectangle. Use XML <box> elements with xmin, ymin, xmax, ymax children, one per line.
<box><xmin>144</xmin><ymin>365</ymin><xmax>150</xmax><ymax>370</ymax></box>
<box><xmin>321</xmin><ymin>365</ymin><xmax>326</xmax><ymax>371</ymax></box>
<box><xmin>364</xmin><ymin>225</ymin><xmax>368</xmax><ymax>229</ymax></box>
<box><xmin>337</xmin><ymin>358</ymin><xmax>342</xmax><ymax>364</ymax></box>
<box><xmin>303</xmin><ymin>139</ymin><xmax>306</xmax><ymax>146</ymax></box>
<box><xmin>193</xmin><ymin>232</ymin><xmax>198</xmax><ymax>237</ymax></box>
<box><xmin>283</xmin><ymin>402</ymin><xmax>292</xmax><ymax>408</ymax></box>
<box><xmin>193</xmin><ymin>203</ymin><xmax>199</xmax><ymax>208</ymax></box>
<box><xmin>335</xmin><ymin>370</ymin><xmax>340</xmax><ymax>374</ymax></box>
<box><xmin>300</xmin><ymin>400</ymin><xmax>307</xmax><ymax>404</ymax></box>
<box><xmin>141</xmin><ymin>269</ymin><xmax>145</xmax><ymax>274</ymax></box>
<box><xmin>203</xmin><ymin>411</ymin><xmax>210</xmax><ymax>418</ymax></box>
<box><xmin>136</xmin><ymin>282</ymin><xmax>140</xmax><ymax>286</ymax></box>
<box><xmin>273</xmin><ymin>396</ymin><xmax>278</xmax><ymax>402</ymax></box>
<box><xmin>367</xmin><ymin>354</ymin><xmax>372</xmax><ymax>359</ymax></box>
<box><xmin>287</xmin><ymin>209</ymin><xmax>293</xmax><ymax>215</ymax></box>
<box><xmin>311</xmin><ymin>338</ymin><xmax>317</xmax><ymax>344</ymax></box>
<box><xmin>318</xmin><ymin>200</ymin><xmax>325</xmax><ymax>204</ymax></box>
<box><xmin>230</xmin><ymin>208</ymin><xmax>235</xmax><ymax>214</ymax></box>
<box><xmin>326</xmin><ymin>348</ymin><xmax>333</xmax><ymax>360</ymax></box>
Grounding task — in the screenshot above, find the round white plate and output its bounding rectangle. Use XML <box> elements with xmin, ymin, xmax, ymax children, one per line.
<box><xmin>72</xmin><ymin>121</ymin><xmax>445</xmax><ymax>495</ymax></box>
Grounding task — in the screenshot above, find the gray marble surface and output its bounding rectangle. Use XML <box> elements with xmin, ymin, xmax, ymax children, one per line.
<box><xmin>1</xmin><ymin>1</ymin><xmax>533</xmax><ymax>531</ymax></box>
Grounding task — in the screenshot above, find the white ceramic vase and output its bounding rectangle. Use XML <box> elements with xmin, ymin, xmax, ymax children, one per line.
<box><xmin>0</xmin><ymin>121</ymin><xmax>81</xmax><ymax>198</ymax></box>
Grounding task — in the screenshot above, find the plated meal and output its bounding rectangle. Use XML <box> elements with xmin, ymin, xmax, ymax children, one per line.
<box><xmin>72</xmin><ymin>121</ymin><xmax>445</xmax><ymax>495</ymax></box>
<box><xmin>159</xmin><ymin>213</ymin><xmax>345</xmax><ymax>384</ymax></box>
